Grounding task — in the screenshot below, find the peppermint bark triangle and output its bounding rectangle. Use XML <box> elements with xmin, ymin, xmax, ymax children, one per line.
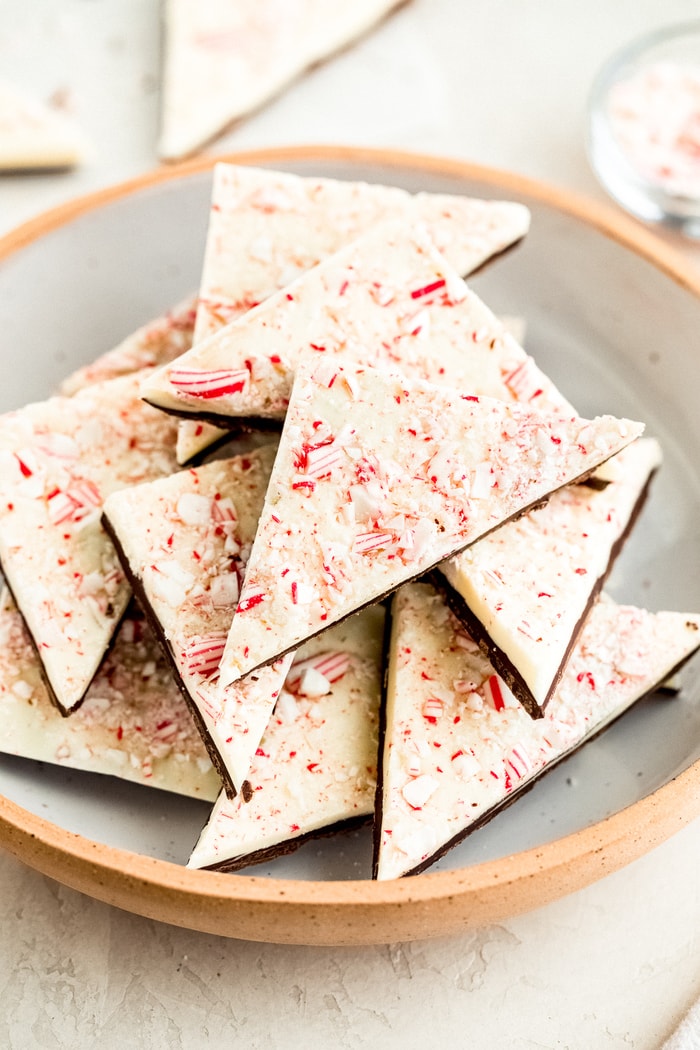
<box><xmin>188</xmin><ymin>607</ymin><xmax>383</xmax><ymax>872</ymax></box>
<box><xmin>436</xmin><ymin>437</ymin><xmax>662</xmax><ymax>718</ymax></box>
<box><xmin>0</xmin><ymin>372</ymin><xmax>178</xmax><ymax>714</ymax></box>
<box><xmin>102</xmin><ymin>444</ymin><xmax>290</xmax><ymax>798</ymax></box>
<box><xmin>141</xmin><ymin>221</ymin><xmax>570</xmax><ymax>429</ymax></box>
<box><xmin>374</xmin><ymin>584</ymin><xmax>700</xmax><ymax>880</ymax></box>
<box><xmin>217</xmin><ymin>356</ymin><xmax>644</xmax><ymax>688</ymax></box>
<box><xmin>159</xmin><ymin>1</ymin><xmax>404</xmax><ymax>160</ymax></box>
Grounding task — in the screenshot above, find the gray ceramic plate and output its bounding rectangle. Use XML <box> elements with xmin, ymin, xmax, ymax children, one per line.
<box><xmin>0</xmin><ymin>146</ymin><xmax>699</xmax><ymax>944</ymax></box>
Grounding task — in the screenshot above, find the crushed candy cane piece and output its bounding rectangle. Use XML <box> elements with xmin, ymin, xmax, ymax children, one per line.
<box><xmin>169</xmin><ymin>367</ymin><xmax>250</xmax><ymax>399</ymax></box>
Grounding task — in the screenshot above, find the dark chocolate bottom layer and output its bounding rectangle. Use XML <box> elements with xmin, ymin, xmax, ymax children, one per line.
<box><xmin>199</xmin><ymin>813</ymin><xmax>371</xmax><ymax>874</ymax></box>
<box><xmin>102</xmin><ymin>512</ymin><xmax>235</xmax><ymax>800</ymax></box>
<box><xmin>0</xmin><ymin>564</ymin><xmax>130</xmax><ymax>718</ymax></box>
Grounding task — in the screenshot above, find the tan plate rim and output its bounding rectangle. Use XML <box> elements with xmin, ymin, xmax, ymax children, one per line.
<box><xmin>1</xmin><ymin>144</ymin><xmax>700</xmax><ymax>946</ymax></box>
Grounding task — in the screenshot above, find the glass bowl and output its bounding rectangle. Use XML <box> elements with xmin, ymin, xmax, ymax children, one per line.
<box><xmin>588</xmin><ymin>21</ymin><xmax>700</xmax><ymax>236</ymax></box>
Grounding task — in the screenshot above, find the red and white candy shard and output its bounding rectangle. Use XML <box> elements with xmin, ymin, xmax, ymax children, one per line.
<box><xmin>187</xmin><ymin>606</ymin><xmax>384</xmax><ymax>872</ymax></box>
<box><xmin>59</xmin><ymin>295</ymin><xmax>197</xmax><ymax>396</ymax></box>
<box><xmin>217</xmin><ymin>356</ymin><xmax>643</xmax><ymax>688</ymax></box>
<box><xmin>159</xmin><ymin>0</ymin><xmax>405</xmax><ymax>161</ymax></box>
<box><xmin>141</xmin><ymin>220</ymin><xmax>568</xmax><ymax>428</ymax></box>
<box><xmin>374</xmin><ymin>583</ymin><xmax>700</xmax><ymax>880</ymax></box>
<box><xmin>0</xmin><ymin>589</ymin><xmax>220</xmax><ymax>801</ymax></box>
<box><xmin>439</xmin><ymin>437</ymin><xmax>662</xmax><ymax>716</ymax></box>
<box><xmin>102</xmin><ymin>444</ymin><xmax>291</xmax><ymax>796</ymax></box>
<box><xmin>0</xmin><ymin>372</ymin><xmax>178</xmax><ymax>714</ymax></box>
<box><xmin>150</xmin><ymin>163</ymin><xmax>530</xmax><ymax>463</ymax></box>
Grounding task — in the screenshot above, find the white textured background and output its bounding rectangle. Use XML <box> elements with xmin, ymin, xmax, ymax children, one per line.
<box><xmin>1</xmin><ymin>1</ymin><xmax>700</xmax><ymax>1047</ymax></box>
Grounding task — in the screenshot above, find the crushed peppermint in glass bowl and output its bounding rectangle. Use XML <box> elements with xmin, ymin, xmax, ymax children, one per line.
<box><xmin>588</xmin><ymin>21</ymin><xmax>700</xmax><ymax>236</ymax></box>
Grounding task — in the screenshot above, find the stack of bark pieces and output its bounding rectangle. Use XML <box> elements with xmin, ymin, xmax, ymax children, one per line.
<box><xmin>1</xmin><ymin>164</ymin><xmax>698</xmax><ymax>881</ymax></box>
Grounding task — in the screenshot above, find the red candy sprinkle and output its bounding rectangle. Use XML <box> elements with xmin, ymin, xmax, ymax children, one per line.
<box><xmin>237</xmin><ymin>588</ymin><xmax>266</xmax><ymax>613</ymax></box>
<box><xmin>14</xmin><ymin>455</ymin><xmax>33</xmax><ymax>478</ymax></box>
<box><xmin>503</xmin><ymin>359</ymin><xmax>544</xmax><ymax>402</ymax></box>
<box><xmin>421</xmin><ymin>696</ymin><xmax>444</xmax><ymax>723</ymax></box>
<box><xmin>410</xmin><ymin>278</ymin><xmax>446</xmax><ymax>300</ymax></box>
<box><xmin>299</xmin><ymin>440</ymin><xmax>343</xmax><ymax>479</ymax></box>
<box><xmin>47</xmin><ymin>480</ymin><xmax>101</xmax><ymax>526</ymax></box>
<box><xmin>485</xmin><ymin>674</ymin><xmax>507</xmax><ymax>711</ymax></box>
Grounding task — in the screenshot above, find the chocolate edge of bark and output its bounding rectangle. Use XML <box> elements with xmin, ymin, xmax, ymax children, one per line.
<box><xmin>460</xmin><ymin>230</ymin><xmax>527</xmax><ymax>281</ymax></box>
<box><xmin>224</xmin><ymin>442</ymin><xmax>637</xmax><ymax>684</ymax></box>
<box><xmin>538</xmin><ymin>464</ymin><xmax>658</xmax><ymax>710</ymax></box>
<box><xmin>430</xmin><ymin>461</ymin><xmax>658</xmax><ymax>720</ymax></box>
<box><xmin>397</xmin><ymin>642</ymin><xmax>700</xmax><ymax>878</ymax></box>
<box><xmin>0</xmin><ymin>560</ymin><xmax>129</xmax><ymax>718</ymax></box>
<box><xmin>101</xmin><ymin>512</ymin><xmax>234</xmax><ymax>800</ymax></box>
<box><xmin>180</xmin><ymin>429</ymin><xmax>260</xmax><ymax>469</ymax></box>
<box><xmin>371</xmin><ymin>593</ymin><xmax>396</xmax><ymax>879</ymax></box>
<box><xmin>427</xmin><ymin>569</ymin><xmax>544</xmax><ymax>719</ymax></box>
<box><xmin>197</xmin><ymin>812</ymin><xmax>372</xmax><ymax>874</ymax></box>
<box><xmin>142</xmin><ymin>397</ymin><xmax>285</xmax><ymax>433</ymax></box>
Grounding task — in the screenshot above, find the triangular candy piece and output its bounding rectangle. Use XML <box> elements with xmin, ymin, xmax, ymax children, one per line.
<box><xmin>163</xmin><ymin>163</ymin><xmax>530</xmax><ymax>463</ymax></box>
<box><xmin>190</xmin><ymin>164</ymin><xmax>531</xmax><ymax>345</ymax></box>
<box><xmin>103</xmin><ymin>444</ymin><xmax>291</xmax><ymax>797</ymax></box>
<box><xmin>142</xmin><ymin>221</ymin><xmax>571</xmax><ymax>429</ymax></box>
<box><xmin>60</xmin><ymin>295</ymin><xmax>197</xmax><ymax>396</ymax></box>
<box><xmin>0</xmin><ymin>373</ymin><xmax>178</xmax><ymax>714</ymax></box>
<box><xmin>0</xmin><ymin>589</ymin><xmax>220</xmax><ymax>801</ymax></box>
<box><xmin>218</xmin><ymin>356</ymin><xmax>643</xmax><ymax>687</ymax></box>
<box><xmin>374</xmin><ymin>583</ymin><xmax>700</xmax><ymax>880</ymax></box>
<box><xmin>436</xmin><ymin>437</ymin><xmax>662</xmax><ymax>717</ymax></box>
<box><xmin>159</xmin><ymin>0</ymin><xmax>405</xmax><ymax>160</ymax></box>
<box><xmin>0</xmin><ymin>80</ymin><xmax>87</xmax><ymax>170</ymax></box>
<box><xmin>188</xmin><ymin>606</ymin><xmax>383</xmax><ymax>872</ymax></box>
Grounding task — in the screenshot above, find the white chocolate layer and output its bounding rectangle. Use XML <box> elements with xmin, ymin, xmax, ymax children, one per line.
<box><xmin>0</xmin><ymin>590</ymin><xmax>219</xmax><ymax>801</ymax></box>
<box><xmin>375</xmin><ymin>584</ymin><xmax>700</xmax><ymax>880</ymax></box>
<box><xmin>0</xmin><ymin>372</ymin><xmax>178</xmax><ymax>713</ymax></box>
<box><xmin>159</xmin><ymin>0</ymin><xmax>404</xmax><ymax>160</ymax></box>
<box><xmin>440</xmin><ymin>437</ymin><xmax>662</xmax><ymax>714</ymax></box>
<box><xmin>170</xmin><ymin>163</ymin><xmax>530</xmax><ymax>463</ymax></box>
<box><xmin>0</xmin><ymin>80</ymin><xmax>87</xmax><ymax>170</ymax></box>
<box><xmin>103</xmin><ymin>445</ymin><xmax>290</xmax><ymax>795</ymax></box>
<box><xmin>60</xmin><ymin>296</ymin><xmax>197</xmax><ymax>396</ymax></box>
<box><xmin>218</xmin><ymin>356</ymin><xmax>643</xmax><ymax>686</ymax></box>
<box><xmin>188</xmin><ymin>607</ymin><xmax>383</xmax><ymax>871</ymax></box>
<box><xmin>142</xmin><ymin>222</ymin><xmax>569</xmax><ymax>425</ymax></box>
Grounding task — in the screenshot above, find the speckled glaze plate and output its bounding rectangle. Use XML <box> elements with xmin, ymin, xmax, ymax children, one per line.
<box><xmin>0</xmin><ymin>146</ymin><xmax>699</xmax><ymax>945</ymax></box>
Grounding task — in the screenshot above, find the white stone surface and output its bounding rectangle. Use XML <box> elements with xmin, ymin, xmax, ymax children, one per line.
<box><xmin>0</xmin><ymin>1</ymin><xmax>699</xmax><ymax>1046</ymax></box>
